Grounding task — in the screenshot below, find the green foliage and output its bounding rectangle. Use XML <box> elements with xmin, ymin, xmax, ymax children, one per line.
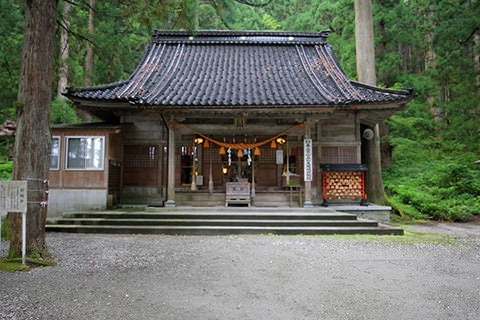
<box><xmin>0</xmin><ymin>161</ymin><xmax>12</xmax><ymax>180</ymax></box>
<box><xmin>1</xmin><ymin>215</ymin><xmax>12</xmax><ymax>240</ymax></box>
<box><xmin>51</xmin><ymin>97</ymin><xmax>79</xmax><ymax>124</ymax></box>
<box><xmin>384</xmin><ymin>124</ymin><xmax>480</xmax><ymax>221</ymax></box>
<box><xmin>0</xmin><ymin>0</ymin><xmax>23</xmax><ymax>124</ymax></box>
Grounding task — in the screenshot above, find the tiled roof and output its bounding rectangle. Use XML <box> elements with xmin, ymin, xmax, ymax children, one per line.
<box><xmin>51</xmin><ymin>122</ymin><xmax>132</xmax><ymax>130</ymax></box>
<box><xmin>65</xmin><ymin>30</ymin><xmax>413</xmax><ymax>108</ymax></box>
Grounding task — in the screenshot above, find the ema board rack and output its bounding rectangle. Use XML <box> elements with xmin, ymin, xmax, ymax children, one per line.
<box><xmin>320</xmin><ymin>164</ymin><xmax>368</xmax><ymax>206</ymax></box>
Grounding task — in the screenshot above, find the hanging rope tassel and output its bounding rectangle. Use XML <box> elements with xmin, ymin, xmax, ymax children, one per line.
<box><xmin>238</xmin><ymin>149</ymin><xmax>243</xmax><ymax>158</ymax></box>
<box><xmin>219</xmin><ymin>146</ymin><xmax>225</xmax><ymax>155</ymax></box>
<box><xmin>204</xmin><ymin>139</ymin><xmax>209</xmax><ymax>148</ymax></box>
<box><xmin>254</xmin><ymin>147</ymin><xmax>261</xmax><ymax>156</ymax></box>
<box><xmin>271</xmin><ymin>140</ymin><xmax>277</xmax><ymax>149</ymax></box>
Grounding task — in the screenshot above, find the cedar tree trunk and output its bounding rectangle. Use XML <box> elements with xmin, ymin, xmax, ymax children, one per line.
<box><xmin>8</xmin><ymin>0</ymin><xmax>57</xmax><ymax>258</ymax></box>
<box><xmin>57</xmin><ymin>1</ymin><xmax>71</xmax><ymax>98</ymax></box>
<box><xmin>354</xmin><ymin>0</ymin><xmax>385</xmax><ymax>203</ymax></box>
<box><xmin>84</xmin><ymin>0</ymin><xmax>96</xmax><ymax>87</ymax></box>
<box><xmin>79</xmin><ymin>0</ymin><xmax>95</xmax><ymax>122</ymax></box>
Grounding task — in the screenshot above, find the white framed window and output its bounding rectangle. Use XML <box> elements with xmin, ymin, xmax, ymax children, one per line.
<box><xmin>65</xmin><ymin>136</ymin><xmax>105</xmax><ymax>170</ymax></box>
<box><xmin>50</xmin><ymin>136</ymin><xmax>60</xmax><ymax>170</ymax></box>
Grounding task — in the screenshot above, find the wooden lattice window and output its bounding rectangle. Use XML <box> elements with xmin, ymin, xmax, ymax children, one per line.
<box><xmin>259</xmin><ymin>147</ymin><xmax>276</xmax><ymax>163</ymax></box>
<box><xmin>124</xmin><ymin>145</ymin><xmax>159</xmax><ymax>168</ymax></box>
<box><xmin>123</xmin><ymin>145</ymin><xmax>159</xmax><ymax>186</ymax></box>
<box><xmin>321</xmin><ymin>146</ymin><xmax>357</xmax><ymax>164</ymax></box>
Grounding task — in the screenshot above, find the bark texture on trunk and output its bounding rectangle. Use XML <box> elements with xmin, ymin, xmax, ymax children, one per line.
<box><xmin>475</xmin><ymin>32</ymin><xmax>480</xmax><ymax>96</ymax></box>
<box><xmin>8</xmin><ymin>0</ymin><xmax>57</xmax><ymax>258</ymax></box>
<box><xmin>354</xmin><ymin>0</ymin><xmax>376</xmax><ymax>86</ymax></box>
<box><xmin>84</xmin><ymin>0</ymin><xmax>96</xmax><ymax>87</ymax></box>
<box><xmin>57</xmin><ymin>1</ymin><xmax>71</xmax><ymax>98</ymax></box>
<box><xmin>354</xmin><ymin>0</ymin><xmax>385</xmax><ymax>203</ymax></box>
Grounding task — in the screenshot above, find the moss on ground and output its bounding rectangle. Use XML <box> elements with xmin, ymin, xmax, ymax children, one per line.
<box><xmin>0</xmin><ymin>257</ymin><xmax>57</xmax><ymax>272</ymax></box>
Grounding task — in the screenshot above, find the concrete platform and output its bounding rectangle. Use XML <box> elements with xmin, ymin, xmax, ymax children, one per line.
<box><xmin>328</xmin><ymin>204</ymin><xmax>392</xmax><ymax>224</ymax></box>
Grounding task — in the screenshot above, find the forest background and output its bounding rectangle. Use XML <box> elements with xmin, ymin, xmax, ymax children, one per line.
<box><xmin>0</xmin><ymin>0</ymin><xmax>478</xmax><ymax>221</ymax></box>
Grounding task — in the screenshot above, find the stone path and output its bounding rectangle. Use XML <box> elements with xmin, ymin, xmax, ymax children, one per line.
<box><xmin>1</xmin><ymin>225</ymin><xmax>480</xmax><ymax>319</ymax></box>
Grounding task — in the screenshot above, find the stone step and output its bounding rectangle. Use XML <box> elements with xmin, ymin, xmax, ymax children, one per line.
<box><xmin>55</xmin><ymin>211</ymin><xmax>357</xmax><ymax>221</ymax></box>
<box><xmin>50</xmin><ymin>218</ymin><xmax>378</xmax><ymax>227</ymax></box>
<box><xmin>144</xmin><ymin>206</ymin><xmax>338</xmax><ymax>213</ymax></box>
<box><xmin>46</xmin><ymin>224</ymin><xmax>403</xmax><ymax>235</ymax></box>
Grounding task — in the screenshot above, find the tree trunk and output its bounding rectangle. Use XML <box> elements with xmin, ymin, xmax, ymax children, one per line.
<box><xmin>354</xmin><ymin>0</ymin><xmax>385</xmax><ymax>203</ymax></box>
<box><xmin>80</xmin><ymin>0</ymin><xmax>95</xmax><ymax>122</ymax></box>
<box><xmin>475</xmin><ymin>32</ymin><xmax>480</xmax><ymax>96</ymax></box>
<box><xmin>354</xmin><ymin>0</ymin><xmax>376</xmax><ymax>85</ymax></box>
<box><xmin>8</xmin><ymin>0</ymin><xmax>57</xmax><ymax>258</ymax></box>
<box><xmin>57</xmin><ymin>1</ymin><xmax>71</xmax><ymax>98</ymax></box>
<box><xmin>84</xmin><ymin>0</ymin><xmax>96</xmax><ymax>87</ymax></box>
<box><xmin>425</xmin><ymin>5</ymin><xmax>442</xmax><ymax>122</ymax></box>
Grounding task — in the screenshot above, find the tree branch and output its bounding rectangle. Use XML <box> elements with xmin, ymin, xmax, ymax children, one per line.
<box><xmin>57</xmin><ymin>17</ymin><xmax>96</xmax><ymax>47</ymax></box>
<box><xmin>232</xmin><ymin>0</ymin><xmax>273</xmax><ymax>8</ymax></box>
<box><xmin>209</xmin><ymin>0</ymin><xmax>233</xmax><ymax>30</ymax></box>
<box><xmin>63</xmin><ymin>0</ymin><xmax>97</xmax><ymax>13</ymax></box>
<box><xmin>459</xmin><ymin>27</ymin><xmax>479</xmax><ymax>45</ymax></box>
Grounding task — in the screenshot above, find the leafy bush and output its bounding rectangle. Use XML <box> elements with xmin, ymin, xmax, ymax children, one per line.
<box><xmin>384</xmin><ymin>114</ymin><xmax>480</xmax><ymax>222</ymax></box>
<box><xmin>51</xmin><ymin>97</ymin><xmax>79</xmax><ymax>124</ymax></box>
<box><xmin>0</xmin><ymin>161</ymin><xmax>12</xmax><ymax>180</ymax></box>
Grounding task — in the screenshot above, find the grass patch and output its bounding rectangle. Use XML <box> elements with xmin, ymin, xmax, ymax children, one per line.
<box><xmin>0</xmin><ymin>257</ymin><xmax>57</xmax><ymax>272</ymax></box>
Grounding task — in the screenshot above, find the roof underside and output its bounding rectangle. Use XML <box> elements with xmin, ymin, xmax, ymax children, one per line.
<box><xmin>66</xmin><ymin>30</ymin><xmax>413</xmax><ymax>108</ymax></box>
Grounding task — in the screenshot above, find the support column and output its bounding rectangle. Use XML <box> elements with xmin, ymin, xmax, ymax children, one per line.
<box><xmin>165</xmin><ymin>125</ymin><xmax>176</xmax><ymax>207</ymax></box>
<box><xmin>304</xmin><ymin>122</ymin><xmax>313</xmax><ymax>208</ymax></box>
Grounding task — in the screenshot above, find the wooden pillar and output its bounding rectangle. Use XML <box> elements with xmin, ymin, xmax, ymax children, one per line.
<box><xmin>165</xmin><ymin>125</ymin><xmax>176</xmax><ymax>207</ymax></box>
<box><xmin>191</xmin><ymin>144</ymin><xmax>197</xmax><ymax>191</ymax></box>
<box><xmin>304</xmin><ymin>122</ymin><xmax>313</xmax><ymax>208</ymax></box>
<box><xmin>251</xmin><ymin>151</ymin><xmax>256</xmax><ymax>205</ymax></box>
<box><xmin>366</xmin><ymin>123</ymin><xmax>385</xmax><ymax>203</ymax></box>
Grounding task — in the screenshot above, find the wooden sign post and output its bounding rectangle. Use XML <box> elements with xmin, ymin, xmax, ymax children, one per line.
<box><xmin>0</xmin><ymin>181</ymin><xmax>28</xmax><ymax>265</ymax></box>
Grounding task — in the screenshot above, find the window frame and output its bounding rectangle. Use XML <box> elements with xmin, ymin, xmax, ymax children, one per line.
<box><xmin>49</xmin><ymin>136</ymin><xmax>61</xmax><ymax>170</ymax></box>
<box><xmin>65</xmin><ymin>136</ymin><xmax>105</xmax><ymax>171</ymax></box>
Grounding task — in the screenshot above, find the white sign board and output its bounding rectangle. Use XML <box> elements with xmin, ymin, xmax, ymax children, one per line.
<box><xmin>276</xmin><ymin>150</ymin><xmax>284</xmax><ymax>165</ymax></box>
<box><xmin>0</xmin><ymin>180</ymin><xmax>27</xmax><ymax>216</ymax></box>
<box><xmin>0</xmin><ymin>180</ymin><xmax>28</xmax><ymax>266</ymax></box>
<box><xmin>304</xmin><ymin>139</ymin><xmax>313</xmax><ymax>182</ymax></box>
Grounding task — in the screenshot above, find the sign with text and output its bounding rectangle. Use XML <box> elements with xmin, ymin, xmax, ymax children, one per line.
<box><xmin>0</xmin><ymin>181</ymin><xmax>27</xmax><ymax>216</ymax></box>
<box><xmin>304</xmin><ymin>139</ymin><xmax>313</xmax><ymax>182</ymax></box>
<box><xmin>276</xmin><ymin>150</ymin><xmax>284</xmax><ymax>165</ymax></box>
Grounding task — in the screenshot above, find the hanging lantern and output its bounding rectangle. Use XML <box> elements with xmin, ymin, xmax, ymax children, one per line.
<box><xmin>270</xmin><ymin>140</ymin><xmax>277</xmax><ymax>149</ymax></box>
<box><xmin>238</xmin><ymin>149</ymin><xmax>243</xmax><ymax>158</ymax></box>
<box><xmin>254</xmin><ymin>147</ymin><xmax>261</xmax><ymax>156</ymax></box>
<box><xmin>194</xmin><ymin>135</ymin><xmax>204</xmax><ymax>145</ymax></box>
<box><xmin>275</xmin><ymin>136</ymin><xmax>287</xmax><ymax>145</ymax></box>
<box><xmin>222</xmin><ymin>165</ymin><xmax>228</xmax><ymax>174</ymax></box>
<box><xmin>204</xmin><ymin>139</ymin><xmax>210</xmax><ymax>148</ymax></box>
<box><xmin>219</xmin><ymin>146</ymin><xmax>226</xmax><ymax>155</ymax></box>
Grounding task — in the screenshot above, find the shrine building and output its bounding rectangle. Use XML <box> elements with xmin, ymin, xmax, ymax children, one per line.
<box><xmin>48</xmin><ymin>30</ymin><xmax>414</xmax><ymax>216</ymax></box>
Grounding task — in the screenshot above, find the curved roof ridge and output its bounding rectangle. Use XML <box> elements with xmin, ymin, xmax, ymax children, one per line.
<box><xmin>350</xmin><ymin>80</ymin><xmax>413</xmax><ymax>95</ymax></box>
<box><xmin>152</xmin><ymin>29</ymin><xmax>330</xmax><ymax>45</ymax></box>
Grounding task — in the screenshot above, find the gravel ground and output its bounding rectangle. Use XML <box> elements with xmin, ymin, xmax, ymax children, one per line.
<box><xmin>1</xmin><ymin>227</ymin><xmax>480</xmax><ymax>320</ymax></box>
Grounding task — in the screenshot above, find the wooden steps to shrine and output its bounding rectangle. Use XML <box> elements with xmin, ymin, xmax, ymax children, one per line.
<box><xmin>46</xmin><ymin>207</ymin><xmax>403</xmax><ymax>235</ymax></box>
<box><xmin>174</xmin><ymin>190</ymin><xmax>300</xmax><ymax>207</ymax></box>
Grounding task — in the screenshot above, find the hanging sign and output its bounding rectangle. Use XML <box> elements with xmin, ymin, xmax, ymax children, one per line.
<box><xmin>276</xmin><ymin>150</ymin><xmax>284</xmax><ymax>165</ymax></box>
<box><xmin>304</xmin><ymin>139</ymin><xmax>313</xmax><ymax>182</ymax></box>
